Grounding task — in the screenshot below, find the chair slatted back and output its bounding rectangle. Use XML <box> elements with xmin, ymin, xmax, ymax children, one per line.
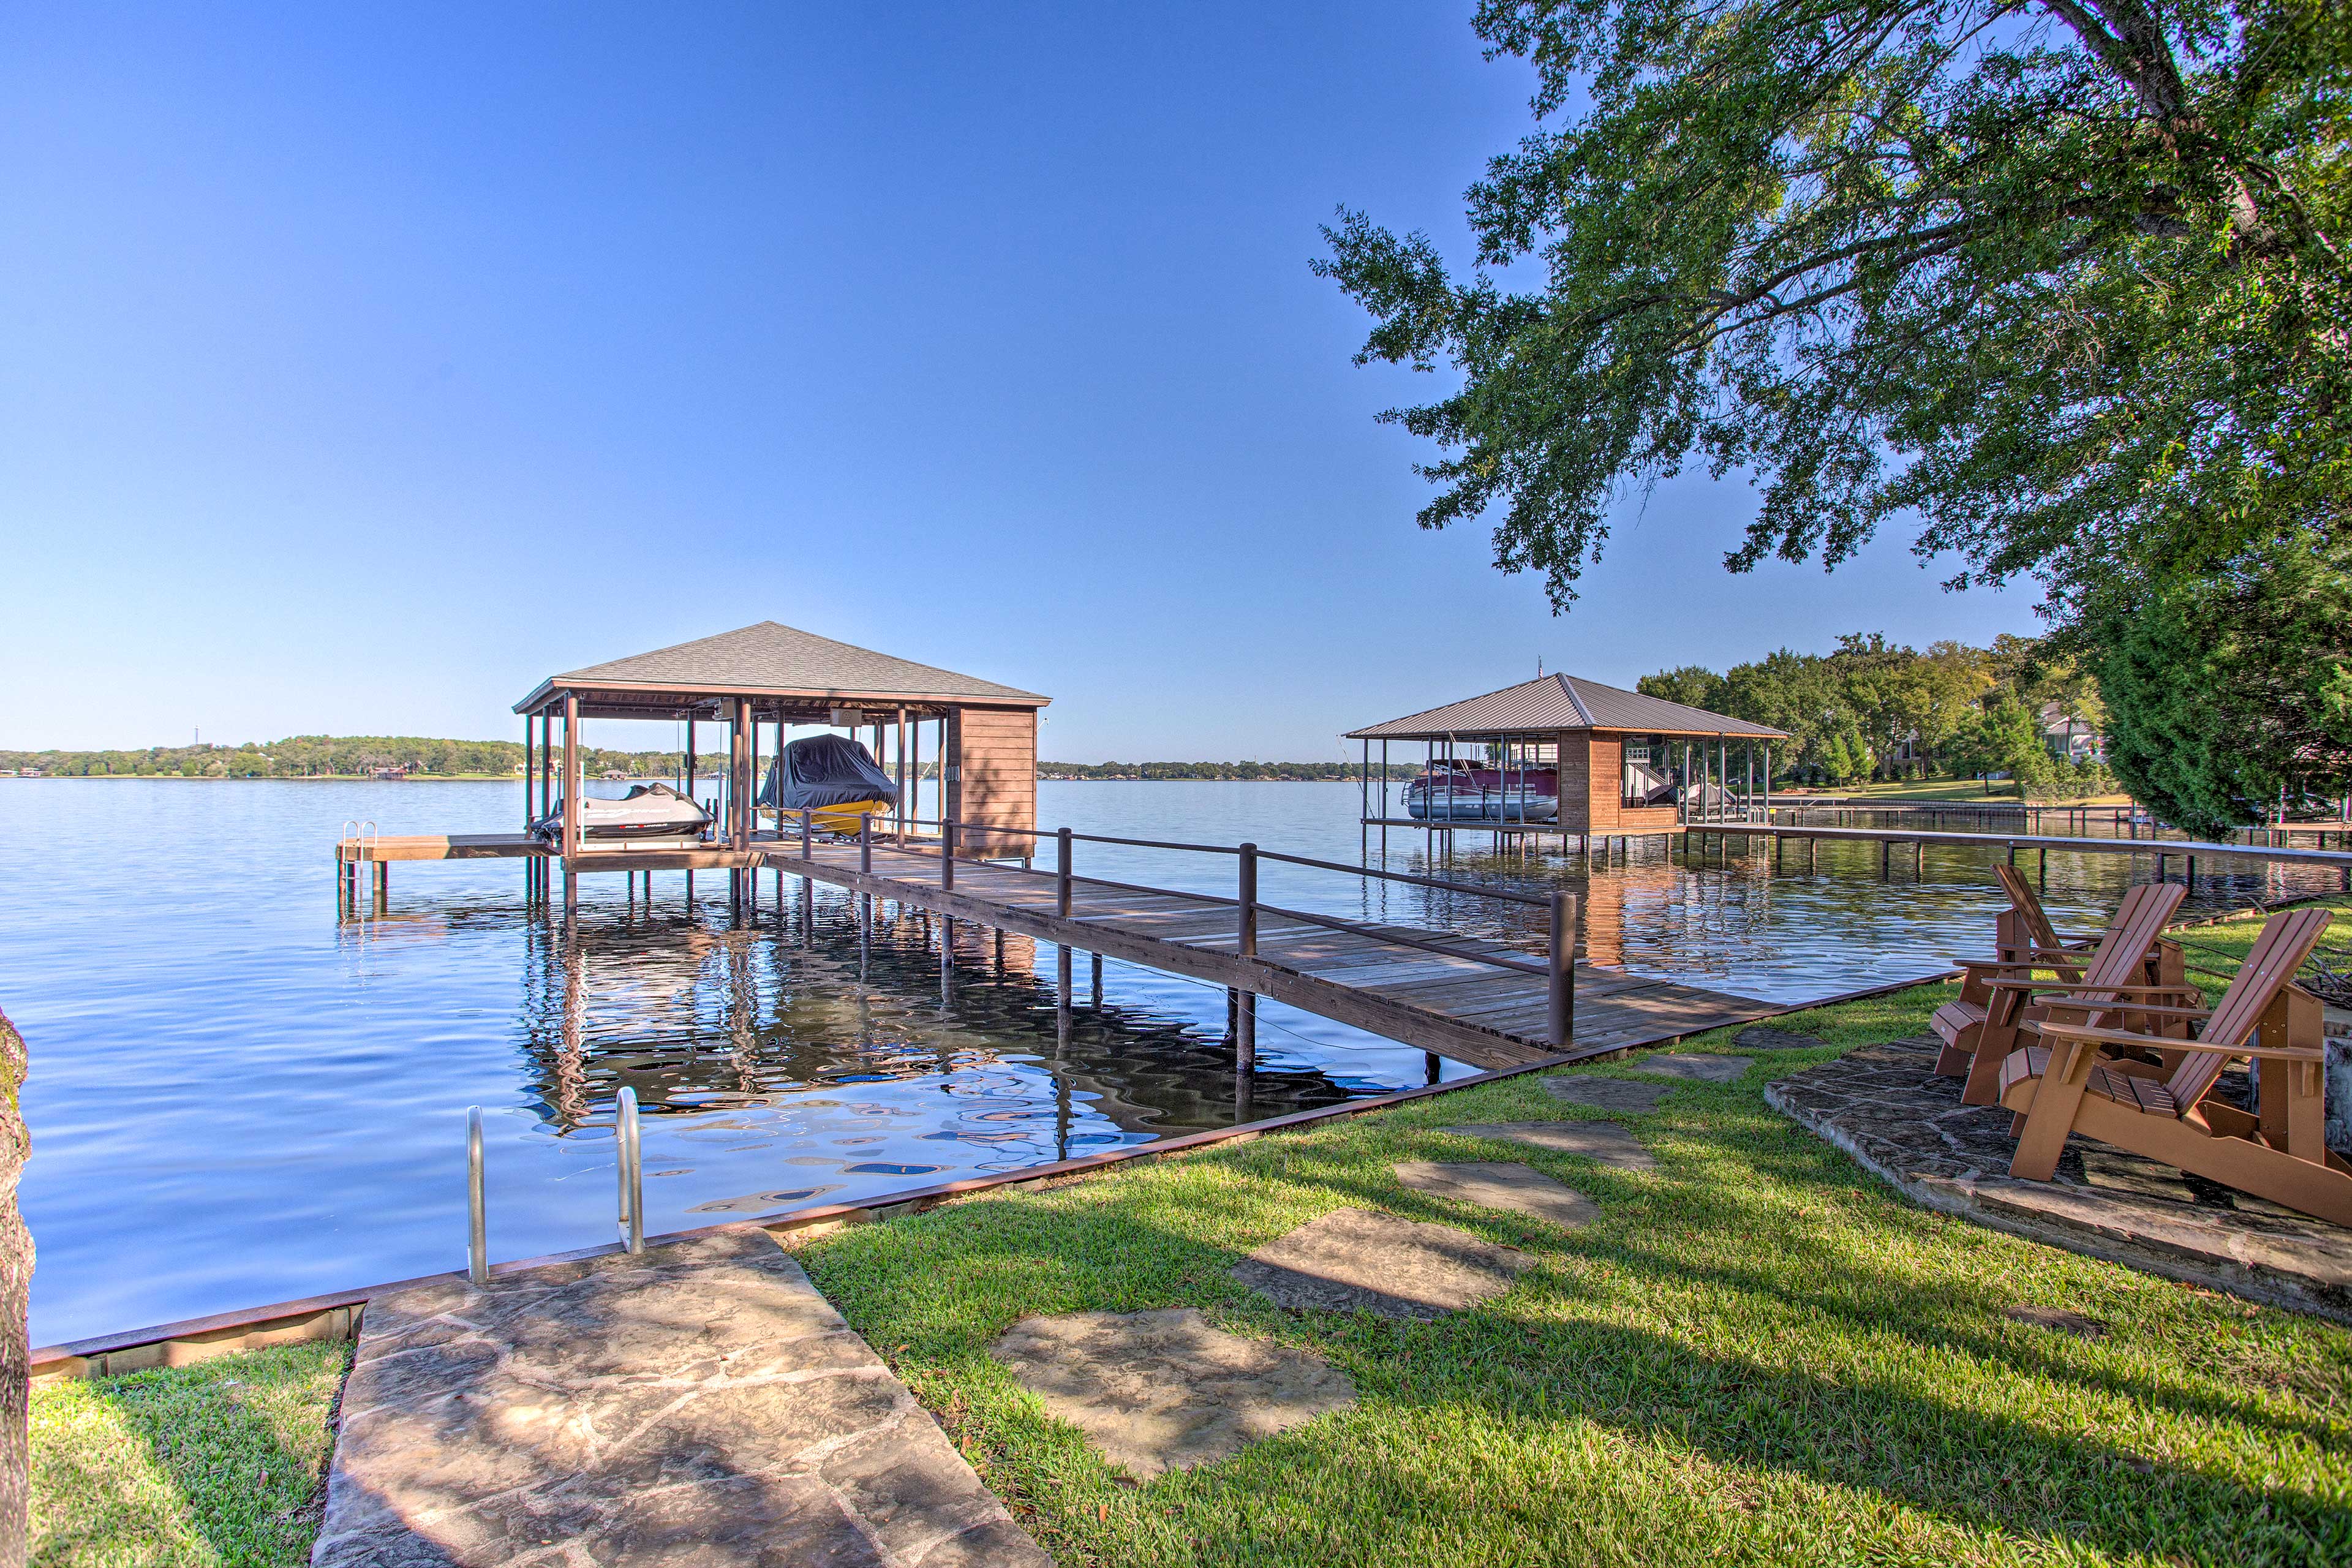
<box><xmin>1995</xmin><ymin>863</ymin><xmax>2067</xmax><ymax>956</ymax></box>
<box><xmin>2164</xmin><ymin>908</ymin><xmax>2334</xmax><ymax>1110</ymax></box>
<box><xmin>2072</xmin><ymin>883</ymin><xmax>2187</xmax><ymax>998</ymax></box>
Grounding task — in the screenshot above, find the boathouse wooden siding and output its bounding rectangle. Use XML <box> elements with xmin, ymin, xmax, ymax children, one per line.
<box><xmin>1578</xmin><ymin>734</ymin><xmax>1681</xmax><ymax>835</ymax></box>
<box><xmin>948</xmin><ymin>705</ymin><xmax>1037</xmax><ymax>858</ymax></box>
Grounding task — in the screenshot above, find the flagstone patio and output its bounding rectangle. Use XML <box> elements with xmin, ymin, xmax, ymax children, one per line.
<box><xmin>1765</xmin><ymin>1033</ymin><xmax>2352</xmax><ymax>1323</ymax></box>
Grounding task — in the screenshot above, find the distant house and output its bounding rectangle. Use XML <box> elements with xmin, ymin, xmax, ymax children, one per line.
<box><xmin>2040</xmin><ymin>702</ymin><xmax>2104</xmax><ymax>762</ymax></box>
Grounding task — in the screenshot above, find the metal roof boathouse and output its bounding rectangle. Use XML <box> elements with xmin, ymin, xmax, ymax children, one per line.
<box><xmin>508</xmin><ymin>622</ymin><xmax>1049</xmax><ymax>912</ymax></box>
<box><xmin>1348</xmin><ymin>671</ymin><xmax>1789</xmax><ymax>853</ymax></box>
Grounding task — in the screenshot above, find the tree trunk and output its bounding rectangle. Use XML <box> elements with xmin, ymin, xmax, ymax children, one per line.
<box><xmin>0</xmin><ymin>1011</ymin><xmax>26</xmax><ymax>1568</ymax></box>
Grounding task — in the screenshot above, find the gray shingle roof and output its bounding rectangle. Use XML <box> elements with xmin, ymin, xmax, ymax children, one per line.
<box><xmin>515</xmin><ymin>622</ymin><xmax>1047</xmax><ymax>712</ymax></box>
<box><xmin>1346</xmin><ymin>673</ymin><xmax>1785</xmax><ymax>741</ymax></box>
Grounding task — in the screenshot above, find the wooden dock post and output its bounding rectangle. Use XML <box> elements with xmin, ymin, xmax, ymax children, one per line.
<box><xmin>1234</xmin><ymin>843</ymin><xmax>1257</xmax><ymax>1065</ymax></box>
<box><xmin>859</xmin><ymin>814</ymin><xmax>872</xmax><ymax>875</ymax></box>
<box><xmin>1091</xmin><ymin>950</ymin><xmax>1102</xmax><ymax>1008</ymax></box>
<box><xmin>1548</xmin><ymin>891</ymin><xmax>1576</xmax><ymax>1048</ymax></box>
<box><xmin>941</xmin><ymin>818</ymin><xmax>956</xmax><ymax>889</ymax></box>
<box><xmin>561</xmin><ymin>693</ymin><xmax>580</xmax><ymax>918</ymax></box>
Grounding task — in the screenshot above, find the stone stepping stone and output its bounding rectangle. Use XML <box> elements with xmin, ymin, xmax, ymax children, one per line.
<box><xmin>1629</xmin><ymin>1052</ymin><xmax>1753</xmax><ymax>1083</ymax></box>
<box><xmin>1734</xmin><ymin>1025</ymin><xmax>1830</xmax><ymax>1052</ymax></box>
<box><xmin>1394</xmin><ymin>1161</ymin><xmax>1598</xmax><ymax>1230</ymax></box>
<box><xmin>1443</xmin><ymin>1121</ymin><xmax>1657</xmax><ymax>1172</ymax></box>
<box><xmin>988</xmin><ymin>1308</ymin><xmax>1354</xmax><ymax>1479</ymax></box>
<box><xmin>1544</xmin><ymin>1076</ymin><xmax>1672</xmax><ymax>1112</ymax></box>
<box><xmin>1231</xmin><ymin>1207</ymin><xmax>1534</xmax><ymax>1320</ymax></box>
<box><xmin>312</xmin><ymin>1230</ymin><xmax>1049</xmax><ymax>1568</ymax></box>
<box><xmin>2081</xmin><ymin>1148</ymin><xmax>2197</xmax><ymax>1205</ymax></box>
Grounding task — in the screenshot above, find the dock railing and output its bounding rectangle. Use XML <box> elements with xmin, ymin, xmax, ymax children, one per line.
<box><xmin>798</xmin><ymin>812</ymin><xmax>1581</xmax><ymax>1049</ymax></box>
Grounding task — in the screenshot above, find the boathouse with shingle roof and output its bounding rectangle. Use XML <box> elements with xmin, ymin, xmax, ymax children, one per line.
<box><xmin>1348</xmin><ymin>672</ymin><xmax>1787</xmax><ymax>838</ymax></box>
<box><xmin>513</xmin><ymin>623</ymin><xmax>1048</xmax><ymax>902</ymax></box>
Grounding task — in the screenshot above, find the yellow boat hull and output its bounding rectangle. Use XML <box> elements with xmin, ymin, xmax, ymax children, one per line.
<box><xmin>767</xmin><ymin>799</ymin><xmax>893</xmax><ymax>837</ymax></box>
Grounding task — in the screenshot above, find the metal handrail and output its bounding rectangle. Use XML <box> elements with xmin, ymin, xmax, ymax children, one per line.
<box><xmin>1256</xmin><ymin>847</ymin><xmax>1549</xmax><ymax>908</ymax></box>
<box><xmin>784</xmin><ymin>809</ymin><xmax>1581</xmax><ymax>1044</ymax></box>
<box><xmin>1255</xmin><ymin>900</ymin><xmax>1556</xmax><ymax>976</ymax></box>
<box><xmin>884</xmin><ymin>814</ymin><xmax>1540</xmax><ymax>904</ymax></box>
<box><xmin>859</xmin><ymin>813</ymin><xmax>1574</xmax><ymax>983</ymax></box>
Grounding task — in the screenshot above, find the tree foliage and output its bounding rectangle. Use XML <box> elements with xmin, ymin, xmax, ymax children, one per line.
<box><xmin>1317</xmin><ymin>0</ymin><xmax>2352</xmax><ymax>622</ymax></box>
<box><xmin>2094</xmin><ymin>528</ymin><xmax>2352</xmax><ymax>833</ymax></box>
<box><xmin>0</xmin><ymin>736</ymin><xmax>686</xmax><ymax>780</ymax></box>
<box><xmin>1641</xmin><ymin>628</ymin><xmax>2116</xmax><ymax>793</ymax></box>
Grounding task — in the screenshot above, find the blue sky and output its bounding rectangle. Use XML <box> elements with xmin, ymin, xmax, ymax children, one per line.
<box><xmin>1</xmin><ymin>3</ymin><xmax>2041</xmax><ymax>760</ymax></box>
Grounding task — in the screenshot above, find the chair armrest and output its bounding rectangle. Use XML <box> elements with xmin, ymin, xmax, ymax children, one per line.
<box><xmin>1981</xmin><ymin>979</ymin><xmax>2201</xmax><ymax>997</ymax></box>
<box><xmin>2034</xmin><ymin>1020</ymin><xmax>2321</xmax><ymax>1061</ymax></box>
<box><xmin>1958</xmin><ymin>960</ymin><xmax>2086</xmax><ymax>974</ymax></box>
<box><xmin>2029</xmin><ymin>1020</ymin><xmax>2187</xmax><ymax>1050</ymax></box>
<box><xmin>2032</xmin><ymin>1006</ymin><xmax>2211</xmax><ymax>1030</ymax></box>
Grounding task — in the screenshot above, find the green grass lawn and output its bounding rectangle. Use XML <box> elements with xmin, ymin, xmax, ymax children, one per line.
<box><xmin>797</xmin><ymin>967</ymin><xmax>2352</xmax><ymax>1566</ymax></box>
<box><xmin>31</xmin><ymin>1341</ymin><xmax>346</xmax><ymax>1568</ymax></box>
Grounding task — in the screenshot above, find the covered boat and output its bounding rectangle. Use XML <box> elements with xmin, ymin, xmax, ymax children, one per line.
<box><xmin>1400</xmin><ymin>759</ymin><xmax>1558</xmax><ymax>823</ymax></box>
<box><xmin>760</xmin><ymin>734</ymin><xmax>896</xmax><ymax>835</ymax></box>
<box><xmin>530</xmin><ymin>782</ymin><xmax>711</xmax><ymax>845</ymax></box>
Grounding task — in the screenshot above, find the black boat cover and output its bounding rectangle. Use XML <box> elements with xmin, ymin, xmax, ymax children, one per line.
<box><xmin>759</xmin><ymin>735</ymin><xmax>895</xmax><ymax>810</ymax></box>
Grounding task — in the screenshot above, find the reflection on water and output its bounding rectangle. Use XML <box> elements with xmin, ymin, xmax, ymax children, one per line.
<box><xmin>505</xmin><ymin>887</ymin><xmax>1386</xmax><ymax>1170</ymax></box>
<box><xmin>7</xmin><ymin>778</ymin><xmax>2343</xmax><ymax>1345</ymax></box>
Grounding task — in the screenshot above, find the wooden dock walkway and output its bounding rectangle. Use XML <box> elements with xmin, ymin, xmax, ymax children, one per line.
<box><xmin>332</xmin><ymin>827</ymin><xmax>1823</xmax><ymax>1069</ymax></box>
<box><xmin>758</xmin><ymin>836</ymin><xmax>1778</xmax><ymax>1070</ymax></box>
<box><xmin>1360</xmin><ymin>816</ymin><xmax>2352</xmax><ymax>872</ymax></box>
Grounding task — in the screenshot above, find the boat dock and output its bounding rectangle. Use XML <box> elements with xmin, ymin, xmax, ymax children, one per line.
<box><xmin>336</xmin><ymin>821</ymin><xmax>1784</xmax><ymax>1069</ymax></box>
<box><xmin>1356</xmin><ymin>816</ymin><xmax>2352</xmax><ymax>881</ymax></box>
<box><xmin>761</xmin><ymin>832</ymin><xmax>1782</xmax><ymax>1069</ymax></box>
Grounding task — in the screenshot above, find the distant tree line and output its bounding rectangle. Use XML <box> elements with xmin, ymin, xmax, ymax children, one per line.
<box><xmin>0</xmin><ymin>736</ymin><xmax>687</xmax><ymax>779</ymax></box>
<box><xmin>1637</xmin><ymin>633</ymin><xmax>2116</xmax><ymax>800</ymax></box>
<box><xmin>1</xmin><ymin>737</ymin><xmax>1417</xmax><ymax>786</ymax></box>
<box><xmin>1040</xmin><ymin>761</ymin><xmax>1419</xmax><ymax>782</ymax></box>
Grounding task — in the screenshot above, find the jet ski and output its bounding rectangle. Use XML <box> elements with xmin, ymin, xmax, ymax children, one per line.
<box><xmin>760</xmin><ymin>734</ymin><xmax>896</xmax><ymax>836</ymax></box>
<box><xmin>531</xmin><ymin>782</ymin><xmax>711</xmax><ymax>845</ymax></box>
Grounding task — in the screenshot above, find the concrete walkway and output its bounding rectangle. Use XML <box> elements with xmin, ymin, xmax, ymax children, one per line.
<box><xmin>312</xmin><ymin>1229</ymin><xmax>1048</xmax><ymax>1567</ymax></box>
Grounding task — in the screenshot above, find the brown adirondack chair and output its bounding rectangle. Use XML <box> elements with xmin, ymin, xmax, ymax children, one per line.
<box><xmin>1999</xmin><ymin>907</ymin><xmax>2350</xmax><ymax>1225</ymax></box>
<box><xmin>1932</xmin><ymin>880</ymin><xmax>2194</xmax><ymax>1106</ymax></box>
<box><xmin>1992</xmin><ymin>864</ymin><xmax>2095</xmax><ymax>966</ymax></box>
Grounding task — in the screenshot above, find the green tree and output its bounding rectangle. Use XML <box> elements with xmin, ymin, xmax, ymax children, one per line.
<box><xmin>1951</xmin><ymin>694</ymin><xmax>2052</xmax><ymax>797</ymax></box>
<box><xmin>1635</xmin><ymin>665</ymin><xmax>1728</xmax><ymax>712</ymax></box>
<box><xmin>1317</xmin><ymin>0</ymin><xmax>2351</xmax><ymax>626</ymax></box>
<box><xmin>2094</xmin><ymin>529</ymin><xmax>2352</xmax><ymax>835</ymax></box>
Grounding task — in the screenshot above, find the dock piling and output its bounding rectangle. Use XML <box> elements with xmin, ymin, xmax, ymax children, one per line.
<box><xmin>1057</xmin><ymin>828</ymin><xmax>1072</xmax><ymax>917</ymax></box>
<box><xmin>1547</xmin><ymin>891</ymin><xmax>1577</xmax><ymax>1049</ymax></box>
<box><xmin>1233</xmin><ymin>843</ymin><xmax>1259</xmax><ymax>1063</ymax></box>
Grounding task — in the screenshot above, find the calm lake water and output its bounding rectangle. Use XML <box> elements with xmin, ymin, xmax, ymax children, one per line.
<box><xmin>4</xmin><ymin>778</ymin><xmax>2337</xmax><ymax>1345</ymax></box>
